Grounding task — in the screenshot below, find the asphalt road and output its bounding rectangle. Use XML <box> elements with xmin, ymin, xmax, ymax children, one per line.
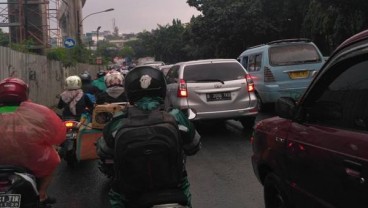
<box><xmin>48</xmin><ymin>116</ymin><xmax>272</xmax><ymax>208</ymax></box>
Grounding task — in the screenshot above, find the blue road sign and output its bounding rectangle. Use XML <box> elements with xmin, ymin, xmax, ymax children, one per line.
<box><xmin>64</xmin><ymin>38</ymin><xmax>76</xmax><ymax>48</ymax></box>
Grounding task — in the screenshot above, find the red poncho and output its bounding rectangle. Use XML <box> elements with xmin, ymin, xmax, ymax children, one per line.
<box><xmin>0</xmin><ymin>101</ymin><xmax>66</xmax><ymax>177</ymax></box>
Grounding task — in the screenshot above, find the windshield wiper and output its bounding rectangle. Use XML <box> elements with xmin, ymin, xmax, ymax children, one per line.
<box><xmin>194</xmin><ymin>79</ymin><xmax>225</xmax><ymax>84</ymax></box>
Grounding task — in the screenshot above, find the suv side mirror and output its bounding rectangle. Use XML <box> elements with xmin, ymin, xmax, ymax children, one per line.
<box><xmin>275</xmin><ymin>97</ymin><xmax>297</xmax><ymax>119</ymax></box>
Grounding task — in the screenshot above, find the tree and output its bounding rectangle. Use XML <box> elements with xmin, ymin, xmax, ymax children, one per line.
<box><xmin>96</xmin><ymin>40</ymin><xmax>119</xmax><ymax>63</ymax></box>
<box><xmin>118</xmin><ymin>46</ymin><xmax>135</xmax><ymax>58</ymax></box>
<box><xmin>303</xmin><ymin>0</ymin><xmax>368</xmax><ymax>54</ymax></box>
<box><xmin>0</xmin><ymin>29</ymin><xmax>9</xmax><ymax>46</ymax></box>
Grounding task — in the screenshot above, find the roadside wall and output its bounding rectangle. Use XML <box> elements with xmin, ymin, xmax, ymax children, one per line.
<box><xmin>0</xmin><ymin>46</ymin><xmax>101</xmax><ymax>108</ymax></box>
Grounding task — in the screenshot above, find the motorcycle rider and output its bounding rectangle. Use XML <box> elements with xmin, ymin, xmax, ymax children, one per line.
<box><xmin>98</xmin><ymin>66</ymin><xmax>201</xmax><ymax>208</ymax></box>
<box><xmin>92</xmin><ymin>69</ymin><xmax>107</xmax><ymax>92</ymax></box>
<box><xmin>0</xmin><ymin>77</ymin><xmax>66</xmax><ymax>206</ymax></box>
<box><xmin>57</xmin><ymin>75</ymin><xmax>94</xmax><ymax>121</ymax></box>
<box><xmin>79</xmin><ymin>71</ymin><xmax>102</xmax><ymax>103</ymax></box>
<box><xmin>95</xmin><ymin>71</ymin><xmax>128</xmax><ymax>104</ymax></box>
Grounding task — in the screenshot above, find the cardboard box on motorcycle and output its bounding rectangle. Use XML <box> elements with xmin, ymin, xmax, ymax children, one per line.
<box><xmin>76</xmin><ymin>103</ymin><xmax>127</xmax><ymax>161</ymax></box>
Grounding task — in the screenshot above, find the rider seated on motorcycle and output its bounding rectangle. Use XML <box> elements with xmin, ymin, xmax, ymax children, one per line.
<box><xmin>0</xmin><ymin>77</ymin><xmax>66</xmax><ymax>206</ymax></box>
<box><xmin>97</xmin><ymin>66</ymin><xmax>201</xmax><ymax>208</ymax></box>
<box><xmin>80</xmin><ymin>71</ymin><xmax>102</xmax><ymax>104</ymax></box>
<box><xmin>92</xmin><ymin>69</ymin><xmax>107</xmax><ymax>92</ymax></box>
<box><xmin>57</xmin><ymin>75</ymin><xmax>95</xmax><ymax>121</ymax></box>
<box><xmin>95</xmin><ymin>71</ymin><xmax>128</xmax><ymax>104</ymax></box>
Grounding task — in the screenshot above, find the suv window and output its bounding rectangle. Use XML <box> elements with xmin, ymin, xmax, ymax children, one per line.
<box><xmin>269</xmin><ymin>43</ymin><xmax>322</xmax><ymax>66</ymax></box>
<box><xmin>166</xmin><ymin>65</ymin><xmax>179</xmax><ymax>84</ymax></box>
<box><xmin>306</xmin><ymin>58</ymin><xmax>368</xmax><ymax>131</ymax></box>
<box><xmin>183</xmin><ymin>62</ymin><xmax>245</xmax><ymax>82</ymax></box>
<box><xmin>247</xmin><ymin>54</ymin><xmax>262</xmax><ymax>72</ymax></box>
<box><xmin>241</xmin><ymin>56</ymin><xmax>248</xmax><ymax>69</ymax></box>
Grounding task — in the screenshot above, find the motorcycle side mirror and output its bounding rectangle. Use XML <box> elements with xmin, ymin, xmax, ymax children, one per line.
<box><xmin>187</xmin><ymin>109</ymin><xmax>196</xmax><ymax>120</ymax></box>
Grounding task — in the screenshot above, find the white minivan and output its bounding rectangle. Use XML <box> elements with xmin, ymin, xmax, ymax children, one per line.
<box><xmin>237</xmin><ymin>39</ymin><xmax>325</xmax><ymax>111</ymax></box>
<box><xmin>165</xmin><ymin>59</ymin><xmax>258</xmax><ymax>130</ymax></box>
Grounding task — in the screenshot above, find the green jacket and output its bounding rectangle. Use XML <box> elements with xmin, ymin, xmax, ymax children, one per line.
<box><xmin>102</xmin><ymin>97</ymin><xmax>200</xmax><ymax>155</ymax></box>
<box><xmin>92</xmin><ymin>76</ymin><xmax>107</xmax><ymax>92</ymax></box>
<box><xmin>100</xmin><ymin>97</ymin><xmax>200</xmax><ymax>208</ymax></box>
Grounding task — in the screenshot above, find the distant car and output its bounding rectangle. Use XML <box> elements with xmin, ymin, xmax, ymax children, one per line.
<box><xmin>142</xmin><ymin>61</ymin><xmax>165</xmax><ymax>68</ymax></box>
<box><xmin>251</xmin><ymin>30</ymin><xmax>368</xmax><ymax>208</ymax></box>
<box><xmin>237</xmin><ymin>39</ymin><xmax>325</xmax><ymax>111</ymax></box>
<box><xmin>165</xmin><ymin>59</ymin><xmax>258</xmax><ymax>129</ymax></box>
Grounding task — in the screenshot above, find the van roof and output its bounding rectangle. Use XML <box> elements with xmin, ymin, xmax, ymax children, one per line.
<box><xmin>239</xmin><ymin>38</ymin><xmax>314</xmax><ymax>57</ymax></box>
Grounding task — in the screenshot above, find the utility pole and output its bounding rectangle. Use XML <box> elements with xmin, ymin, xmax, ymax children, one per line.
<box><xmin>96</xmin><ymin>26</ymin><xmax>101</xmax><ymax>50</ymax></box>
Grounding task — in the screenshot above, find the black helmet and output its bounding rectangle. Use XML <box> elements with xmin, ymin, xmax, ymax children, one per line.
<box><xmin>79</xmin><ymin>71</ymin><xmax>91</xmax><ymax>83</ymax></box>
<box><xmin>125</xmin><ymin>66</ymin><xmax>166</xmax><ymax>104</ymax></box>
<box><xmin>97</xmin><ymin>70</ymin><xmax>106</xmax><ymax>78</ymax></box>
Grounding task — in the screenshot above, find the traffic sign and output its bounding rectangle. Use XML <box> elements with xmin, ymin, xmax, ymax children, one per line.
<box><xmin>64</xmin><ymin>38</ymin><xmax>76</xmax><ymax>48</ymax></box>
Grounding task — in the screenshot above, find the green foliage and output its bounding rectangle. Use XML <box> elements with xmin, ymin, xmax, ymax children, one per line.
<box><xmin>96</xmin><ymin>40</ymin><xmax>119</xmax><ymax>63</ymax></box>
<box><xmin>0</xmin><ymin>29</ymin><xmax>9</xmax><ymax>47</ymax></box>
<box><xmin>302</xmin><ymin>0</ymin><xmax>368</xmax><ymax>53</ymax></box>
<box><xmin>42</xmin><ymin>0</ymin><xmax>368</xmax><ymax>66</ymax></box>
<box><xmin>127</xmin><ymin>20</ymin><xmax>191</xmax><ymax>63</ymax></box>
<box><xmin>46</xmin><ymin>47</ymin><xmax>75</xmax><ymax>67</ymax></box>
<box><xmin>119</xmin><ymin>46</ymin><xmax>135</xmax><ymax>57</ymax></box>
<box><xmin>46</xmin><ymin>45</ymin><xmax>96</xmax><ymax>67</ymax></box>
<box><xmin>183</xmin><ymin>0</ymin><xmax>368</xmax><ymax>57</ymax></box>
<box><xmin>9</xmin><ymin>39</ymin><xmax>36</xmax><ymax>53</ymax></box>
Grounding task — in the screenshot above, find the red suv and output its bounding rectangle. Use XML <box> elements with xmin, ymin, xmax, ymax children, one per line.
<box><xmin>251</xmin><ymin>29</ymin><xmax>368</xmax><ymax>208</ymax></box>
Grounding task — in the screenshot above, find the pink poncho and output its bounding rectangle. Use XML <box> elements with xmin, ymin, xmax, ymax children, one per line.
<box><xmin>0</xmin><ymin>101</ymin><xmax>66</xmax><ymax>177</ymax></box>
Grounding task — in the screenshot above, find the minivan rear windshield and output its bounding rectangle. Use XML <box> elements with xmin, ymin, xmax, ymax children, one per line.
<box><xmin>184</xmin><ymin>62</ymin><xmax>245</xmax><ymax>82</ymax></box>
<box><xmin>269</xmin><ymin>44</ymin><xmax>322</xmax><ymax>66</ymax></box>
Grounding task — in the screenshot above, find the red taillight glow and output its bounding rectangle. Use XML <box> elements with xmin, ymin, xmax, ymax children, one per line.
<box><xmin>245</xmin><ymin>74</ymin><xmax>255</xmax><ymax>92</ymax></box>
<box><xmin>177</xmin><ymin>79</ymin><xmax>188</xmax><ymax>97</ymax></box>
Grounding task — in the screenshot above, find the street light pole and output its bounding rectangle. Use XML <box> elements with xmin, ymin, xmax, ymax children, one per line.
<box><xmin>77</xmin><ymin>8</ymin><xmax>114</xmax><ymax>45</ymax></box>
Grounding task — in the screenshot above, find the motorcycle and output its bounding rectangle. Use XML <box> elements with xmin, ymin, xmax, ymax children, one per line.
<box><xmin>0</xmin><ymin>165</ymin><xmax>40</xmax><ymax>208</ymax></box>
<box><xmin>58</xmin><ymin>118</ymin><xmax>79</xmax><ymax>167</ymax></box>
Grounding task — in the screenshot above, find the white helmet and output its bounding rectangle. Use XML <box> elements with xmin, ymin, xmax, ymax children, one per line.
<box><xmin>104</xmin><ymin>71</ymin><xmax>124</xmax><ymax>88</ymax></box>
<box><xmin>65</xmin><ymin>75</ymin><xmax>82</xmax><ymax>90</ymax></box>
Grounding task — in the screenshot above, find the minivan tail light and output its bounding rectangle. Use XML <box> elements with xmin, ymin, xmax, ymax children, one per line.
<box><xmin>245</xmin><ymin>74</ymin><xmax>255</xmax><ymax>92</ymax></box>
<box><xmin>264</xmin><ymin>67</ymin><xmax>276</xmax><ymax>82</ymax></box>
<box><xmin>177</xmin><ymin>79</ymin><xmax>188</xmax><ymax>97</ymax></box>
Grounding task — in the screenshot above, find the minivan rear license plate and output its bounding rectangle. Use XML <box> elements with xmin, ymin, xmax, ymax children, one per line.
<box><xmin>288</xmin><ymin>71</ymin><xmax>309</xmax><ymax>79</ymax></box>
<box><xmin>206</xmin><ymin>92</ymin><xmax>231</xmax><ymax>101</ymax></box>
<box><xmin>0</xmin><ymin>194</ymin><xmax>21</xmax><ymax>207</ymax></box>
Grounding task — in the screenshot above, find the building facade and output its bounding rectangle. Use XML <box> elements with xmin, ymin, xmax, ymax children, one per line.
<box><xmin>57</xmin><ymin>0</ymin><xmax>86</xmax><ymax>44</ymax></box>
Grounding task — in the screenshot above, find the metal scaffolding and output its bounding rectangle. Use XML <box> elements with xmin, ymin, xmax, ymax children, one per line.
<box><xmin>0</xmin><ymin>0</ymin><xmax>61</xmax><ymax>53</ymax></box>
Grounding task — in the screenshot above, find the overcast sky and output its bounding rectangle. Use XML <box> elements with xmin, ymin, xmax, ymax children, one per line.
<box><xmin>82</xmin><ymin>0</ymin><xmax>201</xmax><ymax>34</ymax></box>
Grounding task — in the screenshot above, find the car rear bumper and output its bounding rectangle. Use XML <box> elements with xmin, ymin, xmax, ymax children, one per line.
<box><xmin>258</xmin><ymin>86</ymin><xmax>307</xmax><ymax>103</ymax></box>
<box><xmin>188</xmin><ymin>106</ymin><xmax>258</xmax><ymax>121</ymax></box>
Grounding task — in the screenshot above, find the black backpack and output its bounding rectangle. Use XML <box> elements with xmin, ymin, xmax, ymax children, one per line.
<box><xmin>114</xmin><ymin>106</ymin><xmax>184</xmax><ymax>196</ymax></box>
